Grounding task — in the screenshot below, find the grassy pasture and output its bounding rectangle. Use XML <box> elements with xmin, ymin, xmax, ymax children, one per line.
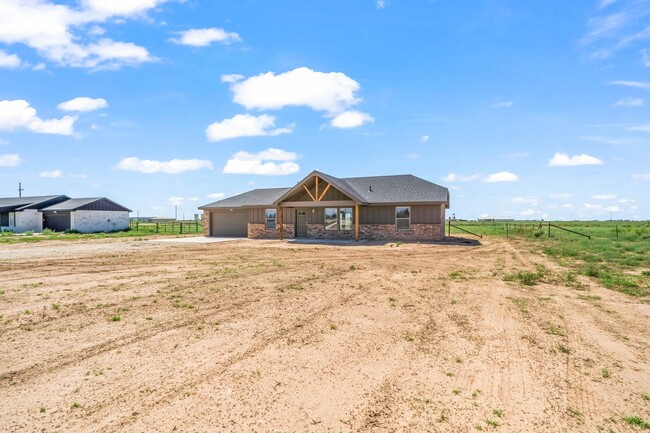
<box><xmin>450</xmin><ymin>220</ymin><xmax>650</xmax><ymax>298</ymax></box>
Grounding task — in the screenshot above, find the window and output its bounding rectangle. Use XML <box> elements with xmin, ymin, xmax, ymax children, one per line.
<box><xmin>339</xmin><ymin>208</ymin><xmax>353</xmax><ymax>231</ymax></box>
<box><xmin>396</xmin><ymin>206</ymin><xmax>410</xmax><ymax>230</ymax></box>
<box><xmin>265</xmin><ymin>209</ymin><xmax>277</xmax><ymax>230</ymax></box>
<box><xmin>0</xmin><ymin>212</ymin><xmax>8</xmax><ymax>226</ymax></box>
<box><xmin>325</xmin><ymin>208</ymin><xmax>338</xmax><ymax>230</ymax></box>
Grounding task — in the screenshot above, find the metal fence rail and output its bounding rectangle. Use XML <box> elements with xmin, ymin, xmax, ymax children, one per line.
<box><xmin>548</xmin><ymin>223</ymin><xmax>591</xmax><ymax>239</ymax></box>
<box><xmin>448</xmin><ymin>222</ymin><xmax>483</xmax><ymax>239</ymax></box>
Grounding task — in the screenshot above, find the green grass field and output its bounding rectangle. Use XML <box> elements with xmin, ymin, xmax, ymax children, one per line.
<box><xmin>450</xmin><ymin>220</ymin><xmax>650</xmax><ymax>298</ymax></box>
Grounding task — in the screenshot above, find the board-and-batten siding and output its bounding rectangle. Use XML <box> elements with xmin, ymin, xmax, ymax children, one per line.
<box><xmin>284</xmin><ymin>185</ymin><xmax>351</xmax><ymax>202</ymax></box>
<box><xmin>360</xmin><ymin>205</ymin><xmax>442</xmax><ymax>224</ymax></box>
<box><xmin>249</xmin><ymin>208</ymin><xmax>295</xmax><ymax>224</ymax></box>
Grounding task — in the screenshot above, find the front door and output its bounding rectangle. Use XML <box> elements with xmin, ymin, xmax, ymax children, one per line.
<box><xmin>296</xmin><ymin>209</ymin><xmax>308</xmax><ymax>238</ymax></box>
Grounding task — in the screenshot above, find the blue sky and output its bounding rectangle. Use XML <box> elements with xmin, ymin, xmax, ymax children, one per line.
<box><xmin>0</xmin><ymin>0</ymin><xmax>648</xmax><ymax>220</ymax></box>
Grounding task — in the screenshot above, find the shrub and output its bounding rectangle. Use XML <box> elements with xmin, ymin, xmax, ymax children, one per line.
<box><xmin>64</xmin><ymin>229</ymin><xmax>82</xmax><ymax>234</ymax></box>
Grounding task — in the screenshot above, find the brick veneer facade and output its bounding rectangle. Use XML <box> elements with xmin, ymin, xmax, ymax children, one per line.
<box><xmin>248</xmin><ymin>223</ymin><xmax>296</xmax><ymax>239</ymax></box>
<box><xmin>203</xmin><ymin>211</ymin><xmax>210</xmax><ymax>236</ymax></box>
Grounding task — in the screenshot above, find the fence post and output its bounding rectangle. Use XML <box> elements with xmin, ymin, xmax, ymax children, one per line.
<box><xmin>616</xmin><ymin>225</ymin><xmax>619</xmax><ymax>240</ymax></box>
<box><xmin>136</xmin><ymin>221</ymin><xmax>139</xmax><ymax>231</ymax></box>
<box><xmin>180</xmin><ymin>222</ymin><xmax>183</xmax><ymax>234</ymax></box>
<box><xmin>448</xmin><ymin>218</ymin><xmax>451</xmax><ymax>237</ymax></box>
<box><xmin>156</xmin><ymin>223</ymin><xmax>159</xmax><ymax>233</ymax></box>
<box><xmin>506</xmin><ymin>223</ymin><xmax>508</xmax><ymax>239</ymax></box>
<box><xmin>548</xmin><ymin>222</ymin><xmax>551</xmax><ymax>238</ymax></box>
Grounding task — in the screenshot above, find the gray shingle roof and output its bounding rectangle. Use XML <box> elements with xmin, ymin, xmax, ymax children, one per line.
<box><xmin>200</xmin><ymin>172</ymin><xmax>449</xmax><ymax>209</ymax></box>
<box><xmin>41</xmin><ymin>198</ymin><xmax>131</xmax><ymax>212</ymax></box>
<box><xmin>0</xmin><ymin>195</ymin><xmax>68</xmax><ymax>212</ymax></box>
<box><xmin>199</xmin><ymin>188</ymin><xmax>290</xmax><ymax>209</ymax></box>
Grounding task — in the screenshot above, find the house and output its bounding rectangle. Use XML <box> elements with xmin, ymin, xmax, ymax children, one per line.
<box><xmin>199</xmin><ymin>170</ymin><xmax>450</xmax><ymax>241</ymax></box>
<box><xmin>0</xmin><ymin>195</ymin><xmax>131</xmax><ymax>233</ymax></box>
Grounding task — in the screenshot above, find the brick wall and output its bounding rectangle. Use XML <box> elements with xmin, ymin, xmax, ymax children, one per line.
<box><xmin>203</xmin><ymin>211</ymin><xmax>210</xmax><ymax>236</ymax></box>
<box><xmin>360</xmin><ymin>223</ymin><xmax>444</xmax><ymax>241</ymax></box>
<box><xmin>248</xmin><ymin>223</ymin><xmax>295</xmax><ymax>239</ymax></box>
<box><xmin>72</xmin><ymin>210</ymin><xmax>129</xmax><ymax>233</ymax></box>
<box><xmin>306</xmin><ymin>224</ymin><xmax>355</xmax><ymax>240</ymax></box>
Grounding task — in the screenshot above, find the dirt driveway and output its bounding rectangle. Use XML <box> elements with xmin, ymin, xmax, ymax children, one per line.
<box><xmin>0</xmin><ymin>238</ymin><xmax>648</xmax><ymax>432</ymax></box>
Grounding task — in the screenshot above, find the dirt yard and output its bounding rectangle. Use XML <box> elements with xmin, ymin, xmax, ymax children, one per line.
<box><xmin>1</xmin><ymin>237</ymin><xmax>648</xmax><ymax>432</ymax></box>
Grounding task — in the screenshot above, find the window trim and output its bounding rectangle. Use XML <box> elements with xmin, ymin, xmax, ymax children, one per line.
<box><xmin>395</xmin><ymin>206</ymin><xmax>411</xmax><ymax>230</ymax></box>
<box><xmin>324</xmin><ymin>207</ymin><xmax>354</xmax><ymax>231</ymax></box>
<box><xmin>265</xmin><ymin>208</ymin><xmax>277</xmax><ymax>230</ymax></box>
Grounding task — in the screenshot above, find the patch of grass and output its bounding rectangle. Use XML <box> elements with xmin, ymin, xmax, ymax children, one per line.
<box><xmin>484</xmin><ymin>419</ymin><xmax>499</xmax><ymax>428</ymax></box>
<box><xmin>492</xmin><ymin>409</ymin><xmax>503</xmax><ymax>418</ymax></box>
<box><xmin>455</xmin><ymin>356</ymin><xmax>462</xmax><ymax>363</ymax></box>
<box><xmin>472</xmin><ymin>389</ymin><xmax>481</xmax><ymax>398</ymax></box>
<box><xmin>145</xmin><ymin>316</ymin><xmax>153</xmax><ymax>320</ymax></box>
<box><xmin>445</xmin><ymin>372</ymin><xmax>454</xmax><ymax>377</ymax></box>
<box><xmin>623</xmin><ymin>416</ymin><xmax>650</xmax><ymax>429</ymax></box>
<box><xmin>71</xmin><ymin>402</ymin><xmax>81</xmax><ymax>409</ymax></box>
<box><xmin>577</xmin><ymin>295</ymin><xmax>602</xmax><ymax>301</ymax></box>
<box><xmin>547</xmin><ymin>324</ymin><xmax>566</xmax><ymax>337</ymax></box>
<box><xmin>503</xmin><ymin>270</ymin><xmax>542</xmax><ymax>286</ymax></box>
<box><xmin>602</xmin><ymin>368</ymin><xmax>611</xmax><ymax>379</ymax></box>
<box><xmin>643</xmin><ymin>394</ymin><xmax>650</xmax><ymax>402</ymax></box>
<box><xmin>329</xmin><ymin>323</ymin><xmax>338</xmax><ymax>330</ymax></box>
<box><xmin>566</xmin><ymin>406</ymin><xmax>582</xmax><ymax>418</ymax></box>
<box><xmin>557</xmin><ymin>343</ymin><xmax>570</xmax><ymax>354</ymax></box>
<box><xmin>51</xmin><ymin>303</ymin><xmax>60</xmax><ymax>311</ymax></box>
<box><xmin>404</xmin><ymin>335</ymin><xmax>414</xmax><ymax>342</ymax></box>
<box><xmin>110</xmin><ymin>315</ymin><xmax>121</xmax><ymax>322</ymax></box>
<box><xmin>452</xmin><ymin>389</ymin><xmax>460</xmax><ymax>395</ymax></box>
<box><xmin>39</xmin><ymin>406</ymin><xmax>46</xmax><ymax>413</ymax></box>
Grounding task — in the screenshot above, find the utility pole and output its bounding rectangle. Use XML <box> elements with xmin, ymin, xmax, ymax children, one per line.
<box><xmin>175</xmin><ymin>205</ymin><xmax>178</xmax><ymax>220</ymax></box>
<box><xmin>18</xmin><ymin>182</ymin><xmax>24</xmax><ymax>197</ymax></box>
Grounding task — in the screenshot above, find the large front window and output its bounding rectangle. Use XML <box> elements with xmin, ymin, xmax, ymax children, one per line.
<box><xmin>265</xmin><ymin>209</ymin><xmax>277</xmax><ymax>230</ymax></box>
<box><xmin>396</xmin><ymin>206</ymin><xmax>411</xmax><ymax>230</ymax></box>
<box><xmin>325</xmin><ymin>208</ymin><xmax>338</xmax><ymax>230</ymax></box>
<box><xmin>0</xmin><ymin>212</ymin><xmax>8</xmax><ymax>226</ymax></box>
<box><xmin>325</xmin><ymin>207</ymin><xmax>353</xmax><ymax>231</ymax></box>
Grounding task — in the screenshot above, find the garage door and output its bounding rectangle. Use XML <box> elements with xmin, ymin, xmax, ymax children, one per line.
<box><xmin>210</xmin><ymin>210</ymin><xmax>248</xmax><ymax>237</ymax></box>
<box><xmin>43</xmin><ymin>212</ymin><xmax>71</xmax><ymax>232</ymax></box>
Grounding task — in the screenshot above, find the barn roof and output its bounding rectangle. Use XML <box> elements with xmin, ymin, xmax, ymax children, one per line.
<box><xmin>41</xmin><ymin>197</ymin><xmax>132</xmax><ymax>212</ymax></box>
<box><xmin>200</xmin><ymin>171</ymin><xmax>450</xmax><ymax>209</ymax></box>
<box><xmin>0</xmin><ymin>195</ymin><xmax>69</xmax><ymax>212</ymax></box>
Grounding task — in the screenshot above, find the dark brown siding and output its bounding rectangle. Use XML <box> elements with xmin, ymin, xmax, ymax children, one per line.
<box><xmin>360</xmin><ymin>206</ymin><xmax>395</xmax><ymax>224</ymax></box>
<box><xmin>412</xmin><ymin>205</ymin><xmax>441</xmax><ymax>224</ymax></box>
<box><xmin>249</xmin><ymin>207</ymin><xmax>295</xmax><ymax>224</ymax></box>
<box><xmin>77</xmin><ymin>199</ymin><xmax>129</xmax><ymax>212</ymax></box>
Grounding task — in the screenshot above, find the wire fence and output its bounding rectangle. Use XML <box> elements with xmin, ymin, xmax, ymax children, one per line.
<box><xmin>129</xmin><ymin>220</ymin><xmax>204</xmax><ymax>234</ymax></box>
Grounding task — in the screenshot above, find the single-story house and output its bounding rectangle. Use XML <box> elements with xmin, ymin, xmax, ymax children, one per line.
<box><xmin>199</xmin><ymin>170</ymin><xmax>450</xmax><ymax>241</ymax></box>
<box><xmin>0</xmin><ymin>195</ymin><xmax>131</xmax><ymax>233</ymax></box>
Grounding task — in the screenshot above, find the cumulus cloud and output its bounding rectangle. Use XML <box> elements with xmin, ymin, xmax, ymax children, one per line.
<box><xmin>627</xmin><ymin>124</ymin><xmax>650</xmax><ymax>132</ymax></box>
<box><xmin>207</xmin><ymin>192</ymin><xmax>225</xmax><ymax>199</ymax></box>
<box><xmin>633</xmin><ymin>173</ymin><xmax>650</xmax><ymax>180</ymax></box>
<box><xmin>377</xmin><ymin>0</ymin><xmax>386</xmax><ymax>9</ymax></box>
<box><xmin>520</xmin><ymin>209</ymin><xmax>537</xmax><ymax>216</ymax></box>
<box><xmin>490</xmin><ymin>100</ymin><xmax>514</xmax><ymax>108</ymax></box>
<box><xmin>224</xmin><ymin>67</ymin><xmax>362</xmax><ymax>114</ymax></box>
<box><xmin>549</xmin><ymin>193</ymin><xmax>572</xmax><ymax>199</ymax></box>
<box><xmin>614</xmin><ymin>97</ymin><xmax>644</xmax><ymax>106</ymax></box>
<box><xmin>171</xmin><ymin>28</ymin><xmax>241</xmax><ymax>46</ymax></box>
<box><xmin>222</xmin><ymin>148</ymin><xmax>300</xmax><ymax>175</ymax></box>
<box><xmin>58</xmin><ymin>97</ymin><xmax>108</xmax><ymax>112</ymax></box>
<box><xmin>0</xmin><ymin>100</ymin><xmax>76</xmax><ymax>135</ymax></box>
<box><xmin>116</xmin><ymin>157</ymin><xmax>213</xmax><ymax>174</ymax></box>
<box><xmin>483</xmin><ymin>171</ymin><xmax>519</xmax><ymax>183</ymax></box>
<box><xmin>330</xmin><ymin>110</ymin><xmax>374</xmax><ymax>128</ymax></box>
<box><xmin>442</xmin><ymin>172</ymin><xmax>481</xmax><ymax>182</ymax></box>
<box><xmin>548</xmin><ymin>152</ymin><xmax>603</xmax><ymax>167</ymax></box>
<box><xmin>39</xmin><ymin>169</ymin><xmax>62</xmax><ymax>178</ymax></box>
<box><xmin>205</xmin><ymin>114</ymin><xmax>293</xmax><ymax>142</ymax></box>
<box><xmin>421</xmin><ymin>135</ymin><xmax>430</xmax><ymax>143</ymax></box>
<box><xmin>0</xmin><ymin>153</ymin><xmax>20</xmax><ymax>166</ymax></box>
<box><xmin>0</xmin><ymin>0</ymin><xmax>164</xmax><ymax>69</ymax></box>
<box><xmin>592</xmin><ymin>194</ymin><xmax>616</xmax><ymax>200</ymax></box>
<box><xmin>0</xmin><ymin>49</ymin><xmax>21</xmax><ymax>68</ymax></box>
<box><xmin>511</xmin><ymin>196</ymin><xmax>539</xmax><ymax>205</ymax></box>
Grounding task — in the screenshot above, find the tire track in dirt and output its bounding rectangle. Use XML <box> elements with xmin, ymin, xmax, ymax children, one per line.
<box><xmin>0</xmin><ymin>266</ymin><xmax>357</xmax><ymax>386</ymax></box>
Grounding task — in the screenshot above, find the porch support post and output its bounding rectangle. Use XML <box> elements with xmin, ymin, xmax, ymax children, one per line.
<box><xmin>355</xmin><ymin>205</ymin><xmax>359</xmax><ymax>242</ymax></box>
<box><xmin>279</xmin><ymin>207</ymin><xmax>284</xmax><ymax>240</ymax></box>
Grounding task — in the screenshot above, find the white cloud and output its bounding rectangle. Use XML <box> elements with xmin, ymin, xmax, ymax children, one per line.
<box><xmin>0</xmin><ymin>138</ymin><xmax>9</xmax><ymax>145</ymax></box>
<box><xmin>221</xmin><ymin>74</ymin><xmax>244</xmax><ymax>84</ymax></box>
<box><xmin>643</xmin><ymin>49</ymin><xmax>650</xmax><ymax>67</ymax></box>
<box><xmin>0</xmin><ymin>0</ymin><xmax>163</xmax><ymax>69</ymax></box>
<box><xmin>167</xmin><ymin>196</ymin><xmax>184</xmax><ymax>206</ymax></box>
<box><xmin>58</xmin><ymin>97</ymin><xmax>108</xmax><ymax>112</ymax></box>
<box><xmin>627</xmin><ymin>124</ymin><xmax>650</xmax><ymax>132</ymax></box>
<box><xmin>205</xmin><ymin>114</ymin><xmax>293</xmax><ymax>142</ymax></box>
<box><xmin>171</xmin><ymin>28</ymin><xmax>241</xmax><ymax>46</ymax></box>
<box><xmin>0</xmin><ymin>49</ymin><xmax>21</xmax><ymax>68</ymax></box>
<box><xmin>503</xmin><ymin>151</ymin><xmax>530</xmax><ymax>159</ymax></box>
<box><xmin>483</xmin><ymin>172</ymin><xmax>519</xmax><ymax>183</ymax></box>
<box><xmin>490</xmin><ymin>100</ymin><xmax>514</xmax><ymax>108</ymax></box>
<box><xmin>607</xmin><ymin>80</ymin><xmax>650</xmax><ymax>90</ymax></box>
<box><xmin>376</xmin><ymin>0</ymin><xmax>386</xmax><ymax>9</ymax></box>
<box><xmin>207</xmin><ymin>192</ymin><xmax>225</xmax><ymax>199</ymax></box>
<box><xmin>511</xmin><ymin>196</ymin><xmax>539</xmax><ymax>205</ymax></box>
<box><xmin>405</xmin><ymin>153</ymin><xmax>420</xmax><ymax>160</ymax></box>
<box><xmin>225</xmin><ymin>67</ymin><xmax>362</xmax><ymax>114</ymax></box>
<box><xmin>633</xmin><ymin>173</ymin><xmax>650</xmax><ymax>180</ymax></box>
<box><xmin>592</xmin><ymin>194</ymin><xmax>616</xmax><ymax>200</ymax></box>
<box><xmin>116</xmin><ymin>157</ymin><xmax>213</xmax><ymax>174</ymax></box>
<box><xmin>604</xmin><ymin>205</ymin><xmax>620</xmax><ymax>212</ymax></box>
<box><xmin>330</xmin><ymin>110</ymin><xmax>374</xmax><ymax>128</ymax></box>
<box><xmin>222</xmin><ymin>147</ymin><xmax>300</xmax><ymax>175</ymax></box>
<box><xmin>520</xmin><ymin>209</ymin><xmax>537</xmax><ymax>216</ymax></box>
<box><xmin>39</xmin><ymin>169</ymin><xmax>62</xmax><ymax>178</ymax></box>
<box><xmin>442</xmin><ymin>172</ymin><xmax>481</xmax><ymax>182</ymax></box>
<box><xmin>0</xmin><ymin>100</ymin><xmax>76</xmax><ymax>135</ymax></box>
<box><xmin>600</xmin><ymin>0</ymin><xmax>617</xmax><ymax>8</ymax></box>
<box><xmin>0</xmin><ymin>153</ymin><xmax>20</xmax><ymax>166</ymax></box>
<box><xmin>614</xmin><ymin>97</ymin><xmax>644</xmax><ymax>106</ymax></box>
<box><xmin>548</xmin><ymin>153</ymin><xmax>603</xmax><ymax>167</ymax></box>
<box><xmin>549</xmin><ymin>193</ymin><xmax>572</xmax><ymax>199</ymax></box>
<box><xmin>421</xmin><ymin>135</ymin><xmax>430</xmax><ymax>143</ymax></box>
